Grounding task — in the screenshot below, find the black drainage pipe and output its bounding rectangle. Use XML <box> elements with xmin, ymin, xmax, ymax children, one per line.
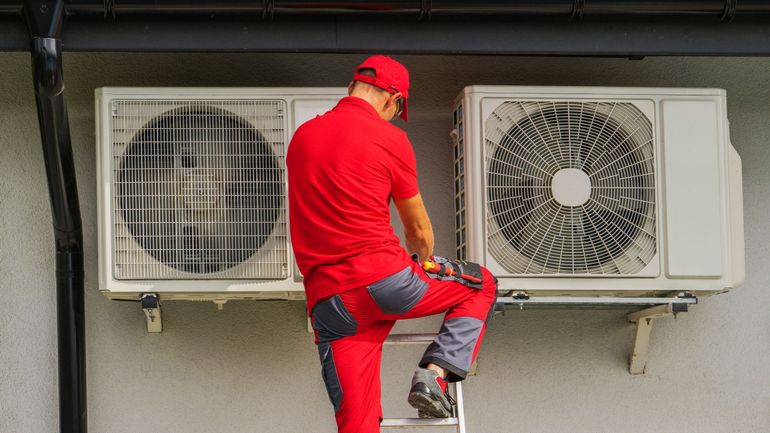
<box><xmin>23</xmin><ymin>1</ymin><xmax>87</xmax><ymax>433</ymax></box>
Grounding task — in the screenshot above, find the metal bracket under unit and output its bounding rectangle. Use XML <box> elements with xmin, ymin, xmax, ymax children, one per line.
<box><xmin>141</xmin><ymin>293</ymin><xmax>162</xmax><ymax>333</ymax></box>
<box><xmin>627</xmin><ymin>300</ymin><xmax>691</xmax><ymax>374</ymax></box>
<box><xmin>496</xmin><ymin>293</ymin><xmax>697</xmax><ymax>374</ymax></box>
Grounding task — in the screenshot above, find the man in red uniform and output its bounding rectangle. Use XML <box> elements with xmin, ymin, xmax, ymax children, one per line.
<box><xmin>287</xmin><ymin>55</ymin><xmax>497</xmax><ymax>433</ymax></box>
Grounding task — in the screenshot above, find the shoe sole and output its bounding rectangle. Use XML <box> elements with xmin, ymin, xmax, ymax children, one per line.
<box><xmin>408</xmin><ymin>391</ymin><xmax>453</xmax><ymax>419</ymax></box>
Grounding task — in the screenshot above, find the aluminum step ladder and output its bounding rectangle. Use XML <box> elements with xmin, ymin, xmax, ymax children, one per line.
<box><xmin>380</xmin><ymin>333</ymin><xmax>467</xmax><ymax>432</ymax></box>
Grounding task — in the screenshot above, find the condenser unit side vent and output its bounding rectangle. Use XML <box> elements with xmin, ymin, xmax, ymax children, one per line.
<box><xmin>452</xmin><ymin>102</ymin><xmax>468</xmax><ymax>261</ymax></box>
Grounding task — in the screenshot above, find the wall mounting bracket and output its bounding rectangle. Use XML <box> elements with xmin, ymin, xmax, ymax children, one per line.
<box><xmin>496</xmin><ymin>293</ymin><xmax>697</xmax><ymax>374</ymax></box>
<box><xmin>141</xmin><ymin>293</ymin><xmax>162</xmax><ymax>333</ymax></box>
<box><xmin>627</xmin><ymin>301</ymin><xmax>690</xmax><ymax>374</ymax></box>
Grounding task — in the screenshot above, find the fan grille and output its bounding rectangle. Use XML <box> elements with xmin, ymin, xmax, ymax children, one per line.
<box><xmin>484</xmin><ymin>100</ymin><xmax>657</xmax><ymax>275</ymax></box>
<box><xmin>111</xmin><ymin>100</ymin><xmax>287</xmax><ymax>280</ymax></box>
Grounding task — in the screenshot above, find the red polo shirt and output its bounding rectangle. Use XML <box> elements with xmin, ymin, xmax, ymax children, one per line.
<box><xmin>287</xmin><ymin>96</ymin><xmax>420</xmax><ymax>314</ymax></box>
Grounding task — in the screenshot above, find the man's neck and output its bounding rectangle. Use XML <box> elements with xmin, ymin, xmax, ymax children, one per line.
<box><xmin>349</xmin><ymin>92</ymin><xmax>385</xmax><ymax>120</ymax></box>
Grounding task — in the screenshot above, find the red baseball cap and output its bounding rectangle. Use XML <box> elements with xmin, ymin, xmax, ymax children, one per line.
<box><xmin>353</xmin><ymin>55</ymin><xmax>410</xmax><ymax>121</ymax></box>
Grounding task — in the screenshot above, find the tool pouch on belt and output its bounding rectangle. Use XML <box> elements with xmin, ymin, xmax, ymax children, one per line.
<box><xmin>418</xmin><ymin>255</ymin><xmax>484</xmax><ymax>290</ymax></box>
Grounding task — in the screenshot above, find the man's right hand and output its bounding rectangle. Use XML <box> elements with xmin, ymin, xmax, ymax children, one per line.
<box><xmin>394</xmin><ymin>193</ymin><xmax>434</xmax><ymax>261</ymax></box>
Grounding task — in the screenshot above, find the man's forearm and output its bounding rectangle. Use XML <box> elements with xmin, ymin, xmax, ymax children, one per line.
<box><xmin>395</xmin><ymin>193</ymin><xmax>435</xmax><ymax>261</ymax></box>
<box><xmin>406</xmin><ymin>226</ymin><xmax>434</xmax><ymax>261</ymax></box>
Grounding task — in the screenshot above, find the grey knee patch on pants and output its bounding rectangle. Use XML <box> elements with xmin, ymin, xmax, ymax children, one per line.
<box><xmin>419</xmin><ymin>316</ymin><xmax>484</xmax><ymax>382</ymax></box>
<box><xmin>318</xmin><ymin>342</ymin><xmax>343</xmax><ymax>412</ymax></box>
<box><xmin>367</xmin><ymin>266</ymin><xmax>428</xmax><ymax>315</ymax></box>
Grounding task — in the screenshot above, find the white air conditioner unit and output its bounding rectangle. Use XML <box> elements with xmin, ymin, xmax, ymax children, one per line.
<box><xmin>96</xmin><ymin>87</ymin><xmax>347</xmax><ymax>301</ymax></box>
<box><xmin>452</xmin><ymin>86</ymin><xmax>744</xmax><ymax>296</ymax></box>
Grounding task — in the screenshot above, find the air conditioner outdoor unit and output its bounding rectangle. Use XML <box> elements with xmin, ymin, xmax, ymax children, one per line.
<box><xmin>96</xmin><ymin>87</ymin><xmax>346</xmax><ymax>301</ymax></box>
<box><xmin>452</xmin><ymin>86</ymin><xmax>744</xmax><ymax>296</ymax></box>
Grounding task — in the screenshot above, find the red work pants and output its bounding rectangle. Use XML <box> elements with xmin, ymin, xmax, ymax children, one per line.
<box><xmin>310</xmin><ymin>260</ymin><xmax>497</xmax><ymax>433</ymax></box>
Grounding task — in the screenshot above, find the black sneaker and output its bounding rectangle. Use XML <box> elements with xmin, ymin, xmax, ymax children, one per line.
<box><xmin>407</xmin><ymin>368</ymin><xmax>455</xmax><ymax>418</ymax></box>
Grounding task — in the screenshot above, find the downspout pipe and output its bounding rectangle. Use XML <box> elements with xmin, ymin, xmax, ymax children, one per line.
<box><xmin>22</xmin><ymin>1</ymin><xmax>87</xmax><ymax>433</ymax></box>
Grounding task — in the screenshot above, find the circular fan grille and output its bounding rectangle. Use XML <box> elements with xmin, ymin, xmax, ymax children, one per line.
<box><xmin>116</xmin><ymin>106</ymin><xmax>282</xmax><ymax>275</ymax></box>
<box><xmin>485</xmin><ymin>101</ymin><xmax>657</xmax><ymax>275</ymax></box>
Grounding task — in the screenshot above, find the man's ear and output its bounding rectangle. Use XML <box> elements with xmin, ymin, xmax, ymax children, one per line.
<box><xmin>347</xmin><ymin>81</ymin><xmax>355</xmax><ymax>95</ymax></box>
<box><xmin>386</xmin><ymin>92</ymin><xmax>402</xmax><ymax>109</ymax></box>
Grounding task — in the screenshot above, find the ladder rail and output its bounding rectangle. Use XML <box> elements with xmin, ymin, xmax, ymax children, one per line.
<box><xmin>454</xmin><ymin>381</ymin><xmax>466</xmax><ymax>433</ymax></box>
<box><xmin>380</xmin><ymin>418</ymin><xmax>460</xmax><ymax>427</ymax></box>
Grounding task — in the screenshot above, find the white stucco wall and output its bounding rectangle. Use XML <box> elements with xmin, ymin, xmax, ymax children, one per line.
<box><xmin>1</xmin><ymin>52</ymin><xmax>768</xmax><ymax>433</ymax></box>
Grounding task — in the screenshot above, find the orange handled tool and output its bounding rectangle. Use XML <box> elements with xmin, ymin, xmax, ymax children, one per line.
<box><xmin>422</xmin><ymin>260</ymin><xmax>482</xmax><ymax>284</ymax></box>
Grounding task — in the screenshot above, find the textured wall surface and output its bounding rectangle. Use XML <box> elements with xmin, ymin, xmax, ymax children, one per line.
<box><xmin>1</xmin><ymin>52</ymin><xmax>769</xmax><ymax>433</ymax></box>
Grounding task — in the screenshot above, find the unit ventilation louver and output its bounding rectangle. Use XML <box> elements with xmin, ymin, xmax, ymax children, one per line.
<box><xmin>484</xmin><ymin>101</ymin><xmax>657</xmax><ymax>275</ymax></box>
<box><xmin>112</xmin><ymin>100</ymin><xmax>287</xmax><ymax>280</ymax></box>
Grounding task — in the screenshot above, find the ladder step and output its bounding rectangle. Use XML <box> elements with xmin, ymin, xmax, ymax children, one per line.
<box><xmin>382</xmin><ymin>334</ymin><xmax>466</xmax><ymax>432</ymax></box>
<box><xmin>385</xmin><ymin>333</ymin><xmax>437</xmax><ymax>344</ymax></box>
<box><xmin>381</xmin><ymin>417</ymin><xmax>460</xmax><ymax>427</ymax></box>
